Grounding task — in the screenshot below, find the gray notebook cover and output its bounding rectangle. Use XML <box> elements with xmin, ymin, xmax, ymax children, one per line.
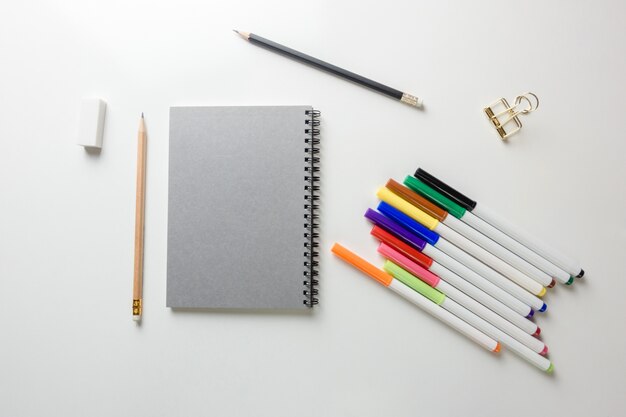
<box><xmin>167</xmin><ymin>106</ymin><xmax>317</xmax><ymax>309</ymax></box>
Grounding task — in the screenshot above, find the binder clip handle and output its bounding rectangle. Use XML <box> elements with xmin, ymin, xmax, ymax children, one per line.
<box><xmin>484</xmin><ymin>92</ymin><xmax>539</xmax><ymax>140</ymax></box>
<box><xmin>514</xmin><ymin>92</ymin><xmax>539</xmax><ymax>115</ymax></box>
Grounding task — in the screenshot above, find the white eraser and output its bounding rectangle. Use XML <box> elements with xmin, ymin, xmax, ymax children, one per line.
<box><xmin>78</xmin><ymin>98</ymin><xmax>107</xmax><ymax>149</ymax></box>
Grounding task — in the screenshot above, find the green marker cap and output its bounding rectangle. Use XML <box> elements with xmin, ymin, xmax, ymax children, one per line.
<box><xmin>383</xmin><ymin>260</ymin><xmax>445</xmax><ymax>305</ymax></box>
<box><xmin>404</xmin><ymin>176</ymin><xmax>467</xmax><ymax>219</ymax></box>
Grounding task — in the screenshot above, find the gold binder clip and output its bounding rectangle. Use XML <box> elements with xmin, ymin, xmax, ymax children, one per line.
<box><xmin>484</xmin><ymin>92</ymin><xmax>539</xmax><ymax>140</ymax></box>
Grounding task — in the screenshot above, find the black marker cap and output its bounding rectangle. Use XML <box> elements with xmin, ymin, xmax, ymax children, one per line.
<box><xmin>414</xmin><ymin>168</ymin><xmax>477</xmax><ymax>211</ymax></box>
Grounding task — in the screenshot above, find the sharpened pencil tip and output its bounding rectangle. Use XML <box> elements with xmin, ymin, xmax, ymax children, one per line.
<box><xmin>233</xmin><ymin>30</ymin><xmax>249</xmax><ymax>40</ymax></box>
<box><xmin>141</xmin><ymin>112</ymin><xmax>144</xmax><ymax>118</ymax></box>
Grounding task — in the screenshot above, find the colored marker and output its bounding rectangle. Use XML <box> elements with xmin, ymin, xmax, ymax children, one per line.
<box><xmin>371</xmin><ymin>226</ymin><xmax>539</xmax><ymax>336</ymax></box>
<box><xmin>378</xmin><ymin>243</ymin><xmax>546</xmax><ymax>352</ymax></box>
<box><xmin>375</xmin><ymin>202</ymin><xmax>547</xmax><ymax>312</ymax></box>
<box><xmin>392</xmin><ymin>178</ymin><xmax>556</xmax><ymax>287</ymax></box>
<box><xmin>365</xmin><ymin>208</ymin><xmax>545</xmax><ymax>314</ymax></box>
<box><xmin>414</xmin><ymin>168</ymin><xmax>583</xmax><ymax>279</ymax></box>
<box><xmin>384</xmin><ymin>261</ymin><xmax>553</xmax><ymax>373</ymax></box>
<box><xmin>407</xmin><ymin>173</ymin><xmax>572</xmax><ymax>285</ymax></box>
<box><xmin>331</xmin><ymin>243</ymin><xmax>500</xmax><ymax>353</ymax></box>
<box><xmin>377</xmin><ymin>186</ymin><xmax>547</xmax><ymax>297</ymax></box>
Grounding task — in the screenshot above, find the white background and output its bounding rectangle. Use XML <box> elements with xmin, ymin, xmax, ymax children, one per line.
<box><xmin>1</xmin><ymin>1</ymin><xmax>625</xmax><ymax>416</ymax></box>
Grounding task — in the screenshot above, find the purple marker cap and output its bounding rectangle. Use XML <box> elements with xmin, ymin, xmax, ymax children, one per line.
<box><xmin>364</xmin><ymin>209</ymin><xmax>427</xmax><ymax>251</ymax></box>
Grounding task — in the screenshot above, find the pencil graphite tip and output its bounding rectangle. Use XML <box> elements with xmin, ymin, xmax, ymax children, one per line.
<box><xmin>233</xmin><ymin>30</ymin><xmax>250</xmax><ymax>40</ymax></box>
<box><xmin>138</xmin><ymin>113</ymin><xmax>146</xmax><ymax>132</ymax></box>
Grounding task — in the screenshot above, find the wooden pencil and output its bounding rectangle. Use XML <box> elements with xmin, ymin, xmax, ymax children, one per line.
<box><xmin>133</xmin><ymin>113</ymin><xmax>147</xmax><ymax>322</ymax></box>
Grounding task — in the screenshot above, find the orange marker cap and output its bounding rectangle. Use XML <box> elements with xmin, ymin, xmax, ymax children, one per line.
<box><xmin>331</xmin><ymin>243</ymin><xmax>393</xmax><ymax>287</ymax></box>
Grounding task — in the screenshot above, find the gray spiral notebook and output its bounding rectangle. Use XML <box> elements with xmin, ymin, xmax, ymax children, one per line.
<box><xmin>166</xmin><ymin>106</ymin><xmax>320</xmax><ymax>309</ymax></box>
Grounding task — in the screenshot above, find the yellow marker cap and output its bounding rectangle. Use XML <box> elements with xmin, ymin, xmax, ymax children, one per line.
<box><xmin>377</xmin><ymin>187</ymin><xmax>439</xmax><ymax>230</ymax></box>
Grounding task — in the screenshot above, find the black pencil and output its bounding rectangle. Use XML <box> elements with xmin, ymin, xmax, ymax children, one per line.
<box><xmin>234</xmin><ymin>30</ymin><xmax>423</xmax><ymax>108</ymax></box>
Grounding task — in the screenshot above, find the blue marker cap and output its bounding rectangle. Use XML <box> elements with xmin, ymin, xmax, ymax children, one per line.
<box><xmin>364</xmin><ymin>209</ymin><xmax>428</xmax><ymax>251</ymax></box>
<box><xmin>377</xmin><ymin>201</ymin><xmax>440</xmax><ymax>245</ymax></box>
<box><xmin>539</xmin><ymin>303</ymin><xmax>547</xmax><ymax>312</ymax></box>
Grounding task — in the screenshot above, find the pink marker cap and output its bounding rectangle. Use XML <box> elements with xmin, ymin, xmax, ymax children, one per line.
<box><xmin>378</xmin><ymin>243</ymin><xmax>440</xmax><ymax>287</ymax></box>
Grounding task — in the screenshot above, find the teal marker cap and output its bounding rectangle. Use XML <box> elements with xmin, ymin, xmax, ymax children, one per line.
<box><xmin>383</xmin><ymin>260</ymin><xmax>445</xmax><ymax>305</ymax></box>
<box><xmin>404</xmin><ymin>176</ymin><xmax>467</xmax><ymax>219</ymax></box>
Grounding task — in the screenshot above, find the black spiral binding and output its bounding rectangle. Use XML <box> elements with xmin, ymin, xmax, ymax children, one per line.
<box><xmin>303</xmin><ymin>109</ymin><xmax>320</xmax><ymax>307</ymax></box>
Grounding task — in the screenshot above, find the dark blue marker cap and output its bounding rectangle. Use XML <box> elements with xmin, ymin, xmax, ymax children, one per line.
<box><xmin>364</xmin><ymin>209</ymin><xmax>427</xmax><ymax>251</ymax></box>
<box><xmin>377</xmin><ymin>201</ymin><xmax>440</xmax><ymax>246</ymax></box>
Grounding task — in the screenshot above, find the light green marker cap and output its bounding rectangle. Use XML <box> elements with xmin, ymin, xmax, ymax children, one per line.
<box><xmin>383</xmin><ymin>260</ymin><xmax>445</xmax><ymax>305</ymax></box>
<box><xmin>404</xmin><ymin>175</ymin><xmax>467</xmax><ymax>219</ymax></box>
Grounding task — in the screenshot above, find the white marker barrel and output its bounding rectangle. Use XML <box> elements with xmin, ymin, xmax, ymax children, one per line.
<box><xmin>444</xmin><ymin>215</ymin><xmax>553</xmax><ymax>287</ymax></box>
<box><xmin>442</xmin><ymin>298</ymin><xmax>552</xmax><ymax>372</ymax></box>
<box><xmin>434</xmin><ymin>223</ymin><xmax>546</xmax><ymax>296</ymax></box>
<box><xmin>462</xmin><ymin>211</ymin><xmax>571</xmax><ymax>284</ymax></box>
<box><xmin>429</xmin><ymin>262</ymin><xmax>538</xmax><ymax>335</ymax></box>
<box><xmin>422</xmin><ymin>245</ymin><xmax>535</xmax><ymax>317</ymax></box>
<box><xmin>437</xmin><ymin>281</ymin><xmax>545</xmax><ymax>353</ymax></box>
<box><xmin>388</xmin><ymin>279</ymin><xmax>499</xmax><ymax>352</ymax></box>
<box><xmin>434</xmin><ymin>239</ymin><xmax>546</xmax><ymax>311</ymax></box>
<box><xmin>473</xmin><ymin>202</ymin><xmax>582</xmax><ymax>278</ymax></box>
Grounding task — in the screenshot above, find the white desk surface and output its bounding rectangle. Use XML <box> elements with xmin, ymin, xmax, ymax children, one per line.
<box><xmin>2</xmin><ymin>1</ymin><xmax>625</xmax><ymax>416</ymax></box>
